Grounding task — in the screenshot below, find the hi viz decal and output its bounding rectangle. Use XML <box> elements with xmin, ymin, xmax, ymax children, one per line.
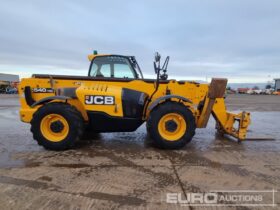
<box><xmin>85</xmin><ymin>95</ymin><xmax>115</xmax><ymax>105</ymax></box>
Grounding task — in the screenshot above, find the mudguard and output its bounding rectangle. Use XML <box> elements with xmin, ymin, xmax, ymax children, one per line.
<box><xmin>148</xmin><ymin>95</ymin><xmax>192</xmax><ymax>111</ymax></box>
<box><xmin>31</xmin><ymin>96</ymin><xmax>71</xmax><ymax>108</ymax></box>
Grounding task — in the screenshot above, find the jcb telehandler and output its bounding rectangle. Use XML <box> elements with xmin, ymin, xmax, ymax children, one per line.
<box><xmin>19</xmin><ymin>52</ymin><xmax>251</xmax><ymax>150</ymax></box>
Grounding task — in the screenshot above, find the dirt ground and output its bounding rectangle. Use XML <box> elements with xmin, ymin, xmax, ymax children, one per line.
<box><xmin>0</xmin><ymin>94</ymin><xmax>279</xmax><ymax>209</ymax></box>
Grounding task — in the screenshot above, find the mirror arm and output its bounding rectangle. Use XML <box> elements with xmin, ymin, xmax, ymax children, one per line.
<box><xmin>162</xmin><ymin>56</ymin><xmax>170</xmax><ymax>70</ymax></box>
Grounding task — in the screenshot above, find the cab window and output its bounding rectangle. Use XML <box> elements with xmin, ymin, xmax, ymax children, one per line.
<box><xmin>89</xmin><ymin>56</ymin><xmax>137</xmax><ymax>79</ymax></box>
<box><xmin>114</xmin><ymin>64</ymin><xmax>135</xmax><ymax>78</ymax></box>
<box><xmin>90</xmin><ymin>63</ymin><xmax>111</xmax><ymax>77</ymax></box>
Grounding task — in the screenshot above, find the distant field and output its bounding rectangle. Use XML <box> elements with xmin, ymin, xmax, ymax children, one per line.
<box><xmin>225</xmin><ymin>94</ymin><xmax>280</xmax><ymax>111</ymax></box>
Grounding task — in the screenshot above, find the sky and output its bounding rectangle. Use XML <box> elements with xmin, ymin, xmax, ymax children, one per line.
<box><xmin>0</xmin><ymin>0</ymin><xmax>279</xmax><ymax>83</ymax></box>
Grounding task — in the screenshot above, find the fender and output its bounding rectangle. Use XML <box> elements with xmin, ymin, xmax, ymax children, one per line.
<box><xmin>148</xmin><ymin>95</ymin><xmax>192</xmax><ymax>111</ymax></box>
<box><xmin>30</xmin><ymin>96</ymin><xmax>71</xmax><ymax>108</ymax></box>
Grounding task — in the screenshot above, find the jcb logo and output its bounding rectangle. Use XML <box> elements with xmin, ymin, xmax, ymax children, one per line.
<box><xmin>85</xmin><ymin>95</ymin><xmax>115</xmax><ymax>105</ymax></box>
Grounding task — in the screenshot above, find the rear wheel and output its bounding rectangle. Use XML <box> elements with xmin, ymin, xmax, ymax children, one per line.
<box><xmin>147</xmin><ymin>102</ymin><xmax>196</xmax><ymax>149</ymax></box>
<box><xmin>31</xmin><ymin>103</ymin><xmax>84</xmax><ymax>150</ymax></box>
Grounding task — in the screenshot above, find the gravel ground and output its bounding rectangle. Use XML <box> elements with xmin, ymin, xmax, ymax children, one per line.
<box><xmin>0</xmin><ymin>94</ymin><xmax>279</xmax><ymax>209</ymax></box>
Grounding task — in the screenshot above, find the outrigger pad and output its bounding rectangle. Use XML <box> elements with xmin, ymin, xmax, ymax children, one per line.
<box><xmin>208</xmin><ymin>78</ymin><xmax>228</xmax><ymax>99</ymax></box>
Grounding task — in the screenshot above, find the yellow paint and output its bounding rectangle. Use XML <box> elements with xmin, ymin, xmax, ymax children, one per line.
<box><xmin>67</xmin><ymin>99</ymin><xmax>89</xmax><ymax>121</ymax></box>
<box><xmin>19</xmin><ymin>78</ymin><xmax>208</xmax><ymax>120</ymax></box>
<box><xmin>211</xmin><ymin>98</ymin><xmax>251</xmax><ymax>140</ymax></box>
<box><xmin>40</xmin><ymin>114</ymin><xmax>69</xmax><ymax>142</ymax></box>
<box><xmin>158</xmin><ymin>113</ymin><xmax>187</xmax><ymax>141</ymax></box>
<box><xmin>76</xmin><ymin>83</ymin><xmax>123</xmax><ymax>117</ymax></box>
<box><xmin>18</xmin><ymin>54</ymin><xmax>251</xmax><ymax>141</ymax></box>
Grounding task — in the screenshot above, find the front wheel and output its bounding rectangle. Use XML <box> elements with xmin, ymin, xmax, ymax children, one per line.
<box><xmin>147</xmin><ymin>102</ymin><xmax>196</xmax><ymax>149</ymax></box>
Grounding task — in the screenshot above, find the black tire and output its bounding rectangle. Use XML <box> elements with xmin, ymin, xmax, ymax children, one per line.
<box><xmin>147</xmin><ymin>101</ymin><xmax>196</xmax><ymax>149</ymax></box>
<box><xmin>31</xmin><ymin>103</ymin><xmax>84</xmax><ymax>150</ymax></box>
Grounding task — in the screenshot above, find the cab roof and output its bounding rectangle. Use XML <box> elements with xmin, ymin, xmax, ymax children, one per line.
<box><xmin>88</xmin><ymin>54</ymin><xmax>134</xmax><ymax>61</ymax></box>
<box><xmin>88</xmin><ymin>54</ymin><xmax>110</xmax><ymax>61</ymax></box>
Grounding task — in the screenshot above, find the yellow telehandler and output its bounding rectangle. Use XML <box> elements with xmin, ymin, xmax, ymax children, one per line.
<box><xmin>19</xmin><ymin>52</ymin><xmax>250</xmax><ymax>150</ymax></box>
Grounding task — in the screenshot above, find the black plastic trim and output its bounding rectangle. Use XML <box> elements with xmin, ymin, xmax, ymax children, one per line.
<box><xmin>122</xmin><ymin>88</ymin><xmax>147</xmax><ymax>118</ymax></box>
<box><xmin>148</xmin><ymin>95</ymin><xmax>192</xmax><ymax>111</ymax></box>
<box><xmin>57</xmin><ymin>87</ymin><xmax>77</xmax><ymax>98</ymax></box>
<box><xmin>32</xmin><ymin>74</ymin><xmax>170</xmax><ymax>84</ymax></box>
<box><xmin>24</xmin><ymin>86</ymin><xmax>36</xmax><ymax>106</ymax></box>
<box><xmin>31</xmin><ymin>96</ymin><xmax>71</xmax><ymax>108</ymax></box>
<box><xmin>87</xmin><ymin>111</ymin><xmax>144</xmax><ymax>132</ymax></box>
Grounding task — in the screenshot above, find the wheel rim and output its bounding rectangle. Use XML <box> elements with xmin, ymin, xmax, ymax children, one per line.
<box><xmin>40</xmin><ymin>114</ymin><xmax>69</xmax><ymax>142</ymax></box>
<box><xmin>158</xmin><ymin>113</ymin><xmax>187</xmax><ymax>141</ymax></box>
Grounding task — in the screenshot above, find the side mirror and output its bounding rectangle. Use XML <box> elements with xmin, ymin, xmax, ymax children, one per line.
<box><xmin>154</xmin><ymin>52</ymin><xmax>161</xmax><ymax>62</ymax></box>
<box><xmin>153</xmin><ymin>52</ymin><xmax>169</xmax><ymax>80</ymax></box>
